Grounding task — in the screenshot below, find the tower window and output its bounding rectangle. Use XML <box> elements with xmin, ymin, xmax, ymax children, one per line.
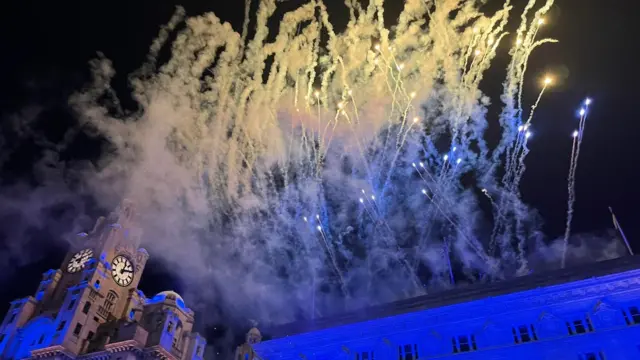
<box><xmin>8</xmin><ymin>313</ymin><xmax>16</xmax><ymax>323</ymax></box>
<box><xmin>67</xmin><ymin>299</ymin><xmax>77</xmax><ymax>310</ymax></box>
<box><xmin>167</xmin><ymin>321</ymin><xmax>174</xmax><ymax>333</ymax></box>
<box><xmin>452</xmin><ymin>335</ymin><xmax>477</xmax><ymax>353</ymax></box>
<box><xmin>104</xmin><ymin>300</ymin><xmax>114</xmax><ymax>312</ymax></box>
<box><xmin>73</xmin><ymin>323</ymin><xmax>83</xmax><ymax>336</ymax></box>
<box><xmin>38</xmin><ymin>334</ymin><xmax>45</xmax><ymax>344</ymax></box>
<box><xmin>94</xmin><ymin>280</ymin><xmax>100</xmax><ymax>290</ymax></box>
<box><xmin>57</xmin><ymin>321</ymin><xmax>66</xmax><ymax>331</ymax></box>
<box><xmin>82</xmin><ymin>302</ymin><xmax>91</xmax><ymax>314</ymax></box>
<box><xmin>87</xmin><ymin>331</ymin><xmax>95</xmax><ymax>341</ymax></box>
<box><xmin>512</xmin><ymin>324</ymin><xmax>538</xmax><ymax>343</ymax></box>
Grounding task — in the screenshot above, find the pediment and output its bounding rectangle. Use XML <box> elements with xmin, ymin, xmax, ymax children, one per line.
<box><xmin>482</xmin><ymin>319</ymin><xmax>498</xmax><ymax>332</ymax></box>
<box><xmin>592</xmin><ymin>299</ymin><xmax>619</xmax><ymax>314</ymax></box>
<box><xmin>537</xmin><ymin>310</ymin><xmax>559</xmax><ymax>322</ymax></box>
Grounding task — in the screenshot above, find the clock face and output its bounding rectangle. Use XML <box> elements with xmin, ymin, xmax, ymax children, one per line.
<box><xmin>111</xmin><ymin>255</ymin><xmax>134</xmax><ymax>287</ymax></box>
<box><xmin>67</xmin><ymin>249</ymin><xmax>93</xmax><ymax>273</ymax></box>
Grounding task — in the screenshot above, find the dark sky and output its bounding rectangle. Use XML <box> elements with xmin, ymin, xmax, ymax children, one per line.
<box><xmin>0</xmin><ymin>0</ymin><xmax>638</xmax><ymax>353</ymax></box>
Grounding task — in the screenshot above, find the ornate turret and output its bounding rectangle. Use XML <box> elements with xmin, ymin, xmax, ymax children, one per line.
<box><xmin>235</xmin><ymin>326</ymin><xmax>262</xmax><ymax>360</ymax></box>
<box><xmin>0</xmin><ymin>200</ymin><xmax>206</xmax><ymax>359</ymax></box>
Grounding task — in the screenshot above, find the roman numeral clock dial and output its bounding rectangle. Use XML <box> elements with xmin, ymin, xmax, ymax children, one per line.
<box><xmin>67</xmin><ymin>248</ymin><xmax>94</xmax><ymax>273</ymax></box>
<box><xmin>111</xmin><ymin>255</ymin><xmax>134</xmax><ymax>287</ymax></box>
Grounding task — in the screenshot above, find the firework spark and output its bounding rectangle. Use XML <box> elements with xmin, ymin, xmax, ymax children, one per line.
<box><xmin>562</xmin><ymin>99</ymin><xmax>593</xmax><ymax>267</ymax></box>
<box><xmin>71</xmin><ymin>0</ymin><xmax>566</xmax><ymax>322</ymax></box>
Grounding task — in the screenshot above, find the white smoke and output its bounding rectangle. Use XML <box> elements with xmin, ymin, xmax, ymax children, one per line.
<box><xmin>0</xmin><ymin>0</ymin><xmax>626</xmax><ymax>331</ymax></box>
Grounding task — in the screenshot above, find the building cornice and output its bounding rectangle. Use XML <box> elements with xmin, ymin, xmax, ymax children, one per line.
<box><xmin>144</xmin><ymin>345</ymin><xmax>179</xmax><ymax>360</ymax></box>
<box><xmin>257</xmin><ymin>268</ymin><xmax>640</xmax><ymax>351</ymax></box>
<box><xmin>30</xmin><ymin>345</ymin><xmax>76</xmax><ymax>360</ymax></box>
<box><xmin>104</xmin><ymin>339</ymin><xmax>145</xmax><ymax>353</ymax></box>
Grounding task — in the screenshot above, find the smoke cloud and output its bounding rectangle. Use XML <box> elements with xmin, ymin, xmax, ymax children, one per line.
<box><xmin>0</xmin><ymin>2</ymin><xmax>627</xmax><ymax>347</ymax></box>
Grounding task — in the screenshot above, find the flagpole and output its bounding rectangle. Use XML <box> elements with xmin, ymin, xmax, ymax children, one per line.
<box><xmin>609</xmin><ymin>207</ymin><xmax>634</xmax><ymax>256</ymax></box>
<box><xmin>444</xmin><ymin>239</ymin><xmax>455</xmax><ymax>285</ymax></box>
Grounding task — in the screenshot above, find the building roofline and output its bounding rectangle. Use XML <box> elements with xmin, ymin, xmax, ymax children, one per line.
<box><xmin>265</xmin><ymin>256</ymin><xmax>640</xmax><ymax>338</ymax></box>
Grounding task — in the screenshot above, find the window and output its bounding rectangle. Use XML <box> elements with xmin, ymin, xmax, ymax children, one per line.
<box><xmin>129</xmin><ymin>309</ymin><xmax>135</xmax><ymax>320</ymax></box>
<box><xmin>94</xmin><ymin>280</ymin><xmax>100</xmax><ymax>290</ymax></box>
<box><xmin>87</xmin><ymin>331</ymin><xmax>95</xmax><ymax>341</ymax></box>
<box><xmin>579</xmin><ymin>352</ymin><xmax>605</xmax><ymax>360</ymax></box>
<box><xmin>172</xmin><ymin>336</ymin><xmax>178</xmax><ymax>348</ymax></box>
<box><xmin>566</xmin><ymin>316</ymin><xmax>594</xmax><ymax>335</ymax></box>
<box><xmin>355</xmin><ymin>351</ymin><xmax>375</xmax><ymax>360</ymax></box>
<box><xmin>104</xmin><ymin>291</ymin><xmax>117</xmax><ymax>312</ymax></box>
<box><xmin>104</xmin><ymin>300</ymin><xmax>114</xmax><ymax>312</ymax></box>
<box><xmin>8</xmin><ymin>313</ymin><xmax>16</xmax><ymax>323</ymax></box>
<box><xmin>452</xmin><ymin>335</ymin><xmax>477</xmax><ymax>353</ymax></box>
<box><xmin>57</xmin><ymin>321</ymin><xmax>66</xmax><ymax>331</ymax></box>
<box><xmin>72</xmin><ymin>289</ymin><xmax>81</xmax><ymax>295</ymax></box>
<box><xmin>83</xmin><ymin>302</ymin><xmax>91</xmax><ymax>314</ymax></box>
<box><xmin>167</xmin><ymin>321</ymin><xmax>174</xmax><ymax>333</ymax></box>
<box><xmin>398</xmin><ymin>344</ymin><xmax>418</xmax><ymax>360</ymax></box>
<box><xmin>67</xmin><ymin>299</ymin><xmax>77</xmax><ymax>310</ymax></box>
<box><xmin>512</xmin><ymin>324</ymin><xmax>538</xmax><ymax>343</ymax></box>
<box><xmin>73</xmin><ymin>323</ymin><xmax>83</xmax><ymax>336</ymax></box>
<box><xmin>623</xmin><ymin>307</ymin><xmax>640</xmax><ymax>325</ymax></box>
<box><xmin>38</xmin><ymin>334</ymin><xmax>45</xmax><ymax>344</ymax></box>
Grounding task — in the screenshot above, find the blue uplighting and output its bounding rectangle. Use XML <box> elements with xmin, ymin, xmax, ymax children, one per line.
<box><xmin>253</xmin><ymin>257</ymin><xmax>640</xmax><ymax>359</ymax></box>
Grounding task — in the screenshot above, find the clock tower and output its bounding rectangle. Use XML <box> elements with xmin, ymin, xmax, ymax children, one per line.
<box><xmin>0</xmin><ymin>200</ymin><xmax>206</xmax><ymax>360</ymax></box>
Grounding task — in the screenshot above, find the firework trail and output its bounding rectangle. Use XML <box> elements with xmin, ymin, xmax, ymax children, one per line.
<box><xmin>70</xmin><ymin>0</ymin><xmax>561</xmax><ymax>322</ymax></box>
<box><xmin>562</xmin><ymin>99</ymin><xmax>592</xmax><ymax>267</ymax></box>
<box><xmin>490</xmin><ymin>76</ymin><xmax>551</xmax><ymax>262</ymax></box>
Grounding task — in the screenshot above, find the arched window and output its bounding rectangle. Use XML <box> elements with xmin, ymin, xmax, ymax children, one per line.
<box><xmin>105</xmin><ymin>291</ymin><xmax>118</xmax><ymax>312</ymax></box>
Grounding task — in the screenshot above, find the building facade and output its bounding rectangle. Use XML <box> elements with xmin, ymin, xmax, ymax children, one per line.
<box><xmin>0</xmin><ymin>200</ymin><xmax>206</xmax><ymax>360</ymax></box>
<box><xmin>254</xmin><ymin>256</ymin><xmax>640</xmax><ymax>360</ymax></box>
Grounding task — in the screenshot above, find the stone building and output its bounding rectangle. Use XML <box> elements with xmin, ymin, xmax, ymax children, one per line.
<box><xmin>254</xmin><ymin>256</ymin><xmax>640</xmax><ymax>359</ymax></box>
<box><xmin>0</xmin><ymin>200</ymin><xmax>206</xmax><ymax>360</ymax></box>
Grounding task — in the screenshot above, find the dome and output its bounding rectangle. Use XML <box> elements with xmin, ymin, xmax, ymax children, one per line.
<box><xmin>246</xmin><ymin>327</ymin><xmax>262</xmax><ymax>345</ymax></box>
<box><xmin>152</xmin><ymin>290</ymin><xmax>187</xmax><ymax>310</ymax></box>
<box><xmin>156</xmin><ymin>290</ymin><xmax>184</xmax><ymax>302</ymax></box>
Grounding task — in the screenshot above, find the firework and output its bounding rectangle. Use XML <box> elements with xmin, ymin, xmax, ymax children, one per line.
<box><xmin>73</xmin><ymin>0</ymin><xmax>564</xmax><ymax>321</ymax></box>
<box><xmin>562</xmin><ymin>99</ymin><xmax>593</xmax><ymax>267</ymax></box>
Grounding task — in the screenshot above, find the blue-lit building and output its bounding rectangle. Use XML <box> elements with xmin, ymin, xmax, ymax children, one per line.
<box><xmin>0</xmin><ymin>200</ymin><xmax>206</xmax><ymax>360</ymax></box>
<box><xmin>254</xmin><ymin>256</ymin><xmax>640</xmax><ymax>360</ymax></box>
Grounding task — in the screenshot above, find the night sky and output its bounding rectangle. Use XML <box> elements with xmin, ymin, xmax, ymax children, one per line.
<box><xmin>0</xmin><ymin>0</ymin><xmax>639</xmax><ymax>355</ymax></box>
